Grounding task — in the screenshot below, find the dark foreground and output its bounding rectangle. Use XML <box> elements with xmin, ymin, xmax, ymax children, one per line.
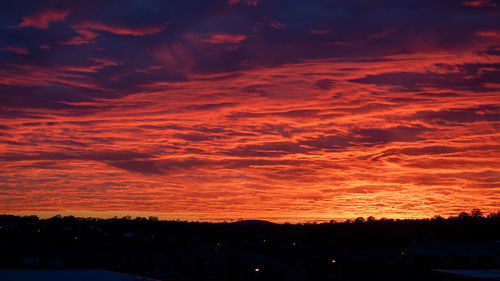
<box><xmin>1</xmin><ymin>210</ymin><xmax>499</xmax><ymax>281</ymax></box>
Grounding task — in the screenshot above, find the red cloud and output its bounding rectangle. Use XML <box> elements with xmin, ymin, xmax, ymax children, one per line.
<box><xmin>246</xmin><ymin>0</ymin><xmax>258</xmax><ymax>6</ymax></box>
<box><xmin>75</xmin><ymin>22</ymin><xmax>166</xmax><ymax>36</ymax></box>
<box><xmin>18</xmin><ymin>9</ymin><xmax>69</xmax><ymax>29</ymax></box>
<box><xmin>462</xmin><ymin>0</ymin><xmax>497</xmax><ymax>7</ymax></box>
<box><xmin>476</xmin><ymin>30</ymin><xmax>500</xmax><ymax>40</ymax></box>
<box><xmin>308</xmin><ymin>30</ymin><xmax>329</xmax><ymax>35</ymax></box>
<box><xmin>151</xmin><ymin>42</ymin><xmax>193</xmax><ymax>71</ymax></box>
<box><xmin>270</xmin><ymin>22</ymin><xmax>285</xmax><ymax>30</ymax></box>
<box><xmin>63</xmin><ymin>28</ymin><xmax>99</xmax><ymax>45</ymax></box>
<box><xmin>63</xmin><ymin>29</ymin><xmax>99</xmax><ymax>45</ymax></box>
<box><xmin>2</xmin><ymin>46</ymin><xmax>30</xmax><ymax>55</ymax></box>
<box><xmin>202</xmin><ymin>33</ymin><xmax>247</xmax><ymax>44</ymax></box>
<box><xmin>228</xmin><ymin>0</ymin><xmax>258</xmax><ymax>7</ymax></box>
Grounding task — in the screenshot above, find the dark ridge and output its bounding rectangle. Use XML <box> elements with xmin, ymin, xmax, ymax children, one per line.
<box><xmin>231</xmin><ymin>219</ymin><xmax>277</xmax><ymax>226</ymax></box>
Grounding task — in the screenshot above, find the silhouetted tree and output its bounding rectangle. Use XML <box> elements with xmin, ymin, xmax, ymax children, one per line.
<box><xmin>471</xmin><ymin>209</ymin><xmax>483</xmax><ymax>218</ymax></box>
<box><xmin>458</xmin><ymin>212</ymin><xmax>470</xmax><ymax>219</ymax></box>
<box><xmin>354</xmin><ymin>217</ymin><xmax>365</xmax><ymax>223</ymax></box>
<box><xmin>432</xmin><ymin>215</ymin><xmax>444</xmax><ymax>221</ymax></box>
<box><xmin>487</xmin><ymin>211</ymin><xmax>500</xmax><ymax>218</ymax></box>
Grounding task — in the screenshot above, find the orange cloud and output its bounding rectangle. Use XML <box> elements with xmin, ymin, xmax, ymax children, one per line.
<box><xmin>2</xmin><ymin>0</ymin><xmax>500</xmax><ymax>222</ymax></box>
<box><xmin>1</xmin><ymin>48</ymin><xmax>499</xmax><ymax>222</ymax></box>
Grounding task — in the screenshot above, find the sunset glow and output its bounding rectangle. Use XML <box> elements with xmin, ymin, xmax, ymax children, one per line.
<box><xmin>1</xmin><ymin>1</ymin><xmax>499</xmax><ymax>222</ymax></box>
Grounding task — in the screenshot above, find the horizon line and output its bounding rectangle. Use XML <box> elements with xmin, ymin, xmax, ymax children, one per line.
<box><xmin>2</xmin><ymin>209</ymin><xmax>496</xmax><ymax>224</ymax></box>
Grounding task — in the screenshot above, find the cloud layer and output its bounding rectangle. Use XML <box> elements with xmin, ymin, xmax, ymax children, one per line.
<box><xmin>0</xmin><ymin>0</ymin><xmax>499</xmax><ymax>222</ymax></box>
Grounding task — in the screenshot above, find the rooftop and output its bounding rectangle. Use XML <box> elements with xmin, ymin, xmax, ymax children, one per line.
<box><xmin>0</xmin><ymin>269</ymin><xmax>158</xmax><ymax>281</ymax></box>
<box><xmin>433</xmin><ymin>269</ymin><xmax>500</xmax><ymax>279</ymax></box>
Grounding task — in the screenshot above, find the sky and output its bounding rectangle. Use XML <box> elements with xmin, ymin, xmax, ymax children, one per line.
<box><xmin>0</xmin><ymin>0</ymin><xmax>499</xmax><ymax>222</ymax></box>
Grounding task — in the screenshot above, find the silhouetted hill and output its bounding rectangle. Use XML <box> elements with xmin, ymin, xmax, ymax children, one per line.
<box><xmin>231</xmin><ymin>219</ymin><xmax>277</xmax><ymax>226</ymax></box>
<box><xmin>232</xmin><ymin>220</ymin><xmax>276</xmax><ymax>226</ymax></box>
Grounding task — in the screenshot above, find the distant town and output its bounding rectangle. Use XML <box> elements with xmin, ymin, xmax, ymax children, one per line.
<box><xmin>1</xmin><ymin>210</ymin><xmax>499</xmax><ymax>281</ymax></box>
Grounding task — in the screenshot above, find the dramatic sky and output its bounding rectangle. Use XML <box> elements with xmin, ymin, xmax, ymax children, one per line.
<box><xmin>1</xmin><ymin>0</ymin><xmax>499</xmax><ymax>222</ymax></box>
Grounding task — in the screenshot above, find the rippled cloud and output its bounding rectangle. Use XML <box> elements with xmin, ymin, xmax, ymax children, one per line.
<box><xmin>0</xmin><ymin>0</ymin><xmax>499</xmax><ymax>222</ymax></box>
